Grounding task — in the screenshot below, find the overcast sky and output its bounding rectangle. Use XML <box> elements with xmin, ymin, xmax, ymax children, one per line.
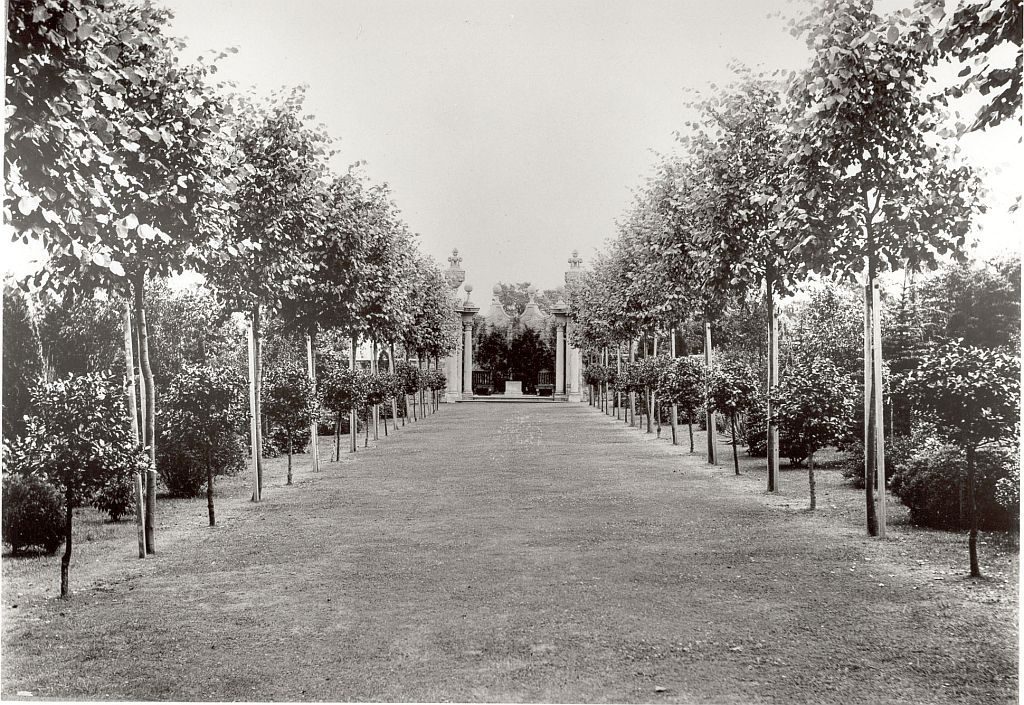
<box><xmin>5</xmin><ymin>1</ymin><xmax>1020</xmax><ymax>297</ymax></box>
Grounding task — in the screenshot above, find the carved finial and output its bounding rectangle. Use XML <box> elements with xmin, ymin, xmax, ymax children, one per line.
<box><xmin>569</xmin><ymin>249</ymin><xmax>583</xmax><ymax>269</ymax></box>
<box><xmin>448</xmin><ymin>248</ymin><xmax>462</xmax><ymax>269</ymax></box>
<box><xmin>527</xmin><ymin>285</ymin><xmax>537</xmax><ymax>302</ymax></box>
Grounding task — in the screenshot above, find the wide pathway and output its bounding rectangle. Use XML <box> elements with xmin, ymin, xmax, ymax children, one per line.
<box><xmin>2</xmin><ymin>403</ymin><xmax>1017</xmax><ymax>702</ymax></box>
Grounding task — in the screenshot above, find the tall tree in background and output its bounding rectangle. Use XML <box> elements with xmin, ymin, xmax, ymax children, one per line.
<box><xmin>784</xmin><ymin>0</ymin><xmax>980</xmax><ymax>536</ymax></box>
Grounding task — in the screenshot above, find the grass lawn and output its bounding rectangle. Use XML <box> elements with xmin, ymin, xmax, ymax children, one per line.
<box><xmin>2</xmin><ymin>403</ymin><xmax>1018</xmax><ymax>702</ymax></box>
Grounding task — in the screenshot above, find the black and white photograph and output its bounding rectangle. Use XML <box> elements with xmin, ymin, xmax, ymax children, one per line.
<box><xmin>2</xmin><ymin>0</ymin><xmax>1021</xmax><ymax>701</ymax></box>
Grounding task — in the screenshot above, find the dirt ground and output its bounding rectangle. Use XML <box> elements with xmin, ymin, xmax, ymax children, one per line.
<box><xmin>1</xmin><ymin>402</ymin><xmax>1018</xmax><ymax>703</ymax></box>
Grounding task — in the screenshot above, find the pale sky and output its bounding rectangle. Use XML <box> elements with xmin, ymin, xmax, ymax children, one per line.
<box><xmin>5</xmin><ymin>0</ymin><xmax>1020</xmax><ymax>296</ymax></box>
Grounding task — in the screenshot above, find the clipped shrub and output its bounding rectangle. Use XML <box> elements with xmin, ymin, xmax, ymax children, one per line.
<box><xmin>2</xmin><ymin>471</ymin><xmax>65</xmax><ymax>555</ymax></box>
<box><xmin>889</xmin><ymin>438</ymin><xmax>1016</xmax><ymax>530</ymax></box>
<box><xmin>91</xmin><ymin>470</ymin><xmax>137</xmax><ymax>522</ymax></box>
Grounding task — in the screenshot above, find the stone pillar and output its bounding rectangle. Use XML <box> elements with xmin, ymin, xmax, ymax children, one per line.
<box><xmin>460</xmin><ymin>284</ymin><xmax>480</xmax><ymax>400</ymax></box>
<box><xmin>444</xmin><ymin>249</ymin><xmax>466</xmax><ymax>403</ymax></box>
<box><xmin>564</xmin><ymin>250</ymin><xmax>586</xmax><ymax>402</ymax></box>
<box><xmin>550</xmin><ymin>300</ymin><xmax>569</xmax><ymax>401</ymax></box>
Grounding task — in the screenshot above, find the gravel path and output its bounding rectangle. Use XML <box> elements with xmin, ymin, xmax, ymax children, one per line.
<box><xmin>1</xmin><ymin>402</ymin><xmax>1017</xmax><ymax>702</ymax></box>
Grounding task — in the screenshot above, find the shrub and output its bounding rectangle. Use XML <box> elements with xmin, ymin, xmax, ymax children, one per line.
<box><xmin>2</xmin><ymin>471</ymin><xmax>65</xmax><ymax>554</ymax></box>
<box><xmin>889</xmin><ymin>438</ymin><xmax>1017</xmax><ymax>530</ymax></box>
<box><xmin>995</xmin><ymin>465</ymin><xmax>1019</xmax><ymax>516</ymax></box>
<box><xmin>91</xmin><ymin>471</ymin><xmax>136</xmax><ymax>522</ymax></box>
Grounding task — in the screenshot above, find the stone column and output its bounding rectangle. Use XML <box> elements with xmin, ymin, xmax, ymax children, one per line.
<box><xmin>564</xmin><ymin>249</ymin><xmax>585</xmax><ymax>402</ymax></box>
<box><xmin>460</xmin><ymin>284</ymin><xmax>480</xmax><ymax>400</ymax></box>
<box><xmin>550</xmin><ymin>300</ymin><xmax>569</xmax><ymax>401</ymax></box>
<box><xmin>444</xmin><ymin>249</ymin><xmax>466</xmax><ymax>403</ymax></box>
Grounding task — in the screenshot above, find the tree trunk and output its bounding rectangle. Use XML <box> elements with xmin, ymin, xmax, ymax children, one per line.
<box><xmin>646</xmin><ymin>388</ymin><xmax>653</xmax><ymax>434</ymax></box>
<box><xmin>60</xmin><ymin>493</ymin><xmax>73</xmax><ymax>599</ymax></box>
<box><xmin>207</xmin><ymin>444</ymin><xmax>216</xmax><ymax>526</ymax></box>
<box><xmin>364</xmin><ymin>406</ymin><xmax>370</xmax><ymax>447</ymax></box>
<box><xmin>730</xmin><ymin>414</ymin><xmax>740</xmax><ymax>475</ymax></box>
<box><xmin>688</xmin><ymin>412</ymin><xmax>695</xmax><ymax>453</ymax></box>
<box><xmin>864</xmin><ymin>279</ymin><xmax>879</xmax><ymax>536</ymax></box>
<box><xmin>390</xmin><ymin>343</ymin><xmax>400</xmax><ymax>429</ymax></box>
<box><xmin>286</xmin><ymin>433</ymin><xmax>293</xmax><ymax>485</ymax></box>
<box><xmin>133</xmin><ymin>273</ymin><xmax>157</xmax><ymax>555</ymax></box>
<box><xmin>350</xmin><ymin>335</ymin><xmax>358</xmax><ymax>453</ymax></box>
<box><xmin>767</xmin><ymin>275</ymin><xmax>780</xmax><ymax>493</ymax></box>
<box><xmin>306</xmin><ymin>333</ymin><xmax>320</xmax><ymax>473</ymax></box>
<box><xmin>123</xmin><ymin>304</ymin><xmax>146</xmax><ymax>559</ymax></box>
<box><xmin>967</xmin><ymin>446</ymin><xmax>980</xmax><ymax>577</ymax></box>
<box><xmin>704</xmin><ymin>319</ymin><xmax>717</xmax><ymax>466</ymax></box>
<box><xmin>334</xmin><ymin>413</ymin><xmax>341</xmax><ymax>461</ymax></box>
<box><xmin>670</xmin><ymin>405</ymin><xmax>679</xmax><ymax>445</ymax></box>
<box><xmin>252</xmin><ymin>305</ymin><xmax>265</xmax><ymax>501</ymax></box>
<box><xmin>808</xmin><ymin>452</ymin><xmax>816</xmax><ymax>511</ymax></box>
<box><xmin>372</xmin><ymin>341</ymin><xmax>380</xmax><ymax>441</ymax></box>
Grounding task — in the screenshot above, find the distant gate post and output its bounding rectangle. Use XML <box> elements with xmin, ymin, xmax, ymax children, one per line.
<box><xmin>550</xmin><ymin>299</ymin><xmax>569</xmax><ymax>401</ymax></box>
<box><xmin>564</xmin><ymin>250</ymin><xmax>585</xmax><ymax>402</ymax></box>
<box><xmin>444</xmin><ymin>249</ymin><xmax>466</xmax><ymax>403</ymax></box>
<box><xmin>460</xmin><ymin>284</ymin><xmax>480</xmax><ymax>400</ymax></box>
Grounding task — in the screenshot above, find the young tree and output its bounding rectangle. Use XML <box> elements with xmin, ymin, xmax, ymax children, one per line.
<box><xmin>774</xmin><ymin>358</ymin><xmax>856</xmax><ymax>510</ymax></box>
<box><xmin>202</xmin><ymin>89</ymin><xmax>330</xmax><ymax>500</ymax></box>
<box><xmin>7</xmin><ymin>1</ymin><xmax>239</xmax><ymax>552</ymax></box>
<box><xmin>262</xmin><ymin>366</ymin><xmax>318</xmax><ymax>485</ymax></box>
<box><xmin>17</xmin><ymin>373</ymin><xmax>147</xmax><ymax>597</ymax></box>
<box><xmin>159</xmin><ymin>364</ymin><xmax>245</xmax><ymax>526</ymax></box>
<box><xmin>902</xmin><ymin>340</ymin><xmax>1019</xmax><ymax>577</ymax></box>
<box><xmin>706</xmin><ymin>358</ymin><xmax>759</xmax><ymax>475</ymax></box>
<box><xmin>661</xmin><ymin>356</ymin><xmax>705</xmax><ymax>453</ymax></box>
<box><xmin>784</xmin><ymin>0</ymin><xmax>980</xmax><ymax>536</ymax></box>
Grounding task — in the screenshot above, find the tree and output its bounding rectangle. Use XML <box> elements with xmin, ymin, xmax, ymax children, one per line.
<box><xmin>202</xmin><ymin>88</ymin><xmax>330</xmax><ymax>500</ymax></box>
<box><xmin>159</xmin><ymin>363</ymin><xmax>245</xmax><ymax>525</ymax></box>
<box><xmin>660</xmin><ymin>356</ymin><xmax>705</xmax><ymax>453</ymax></box>
<box><xmin>16</xmin><ymin>373</ymin><xmax>147</xmax><ymax>597</ymax></box>
<box><xmin>774</xmin><ymin>358</ymin><xmax>856</xmax><ymax>510</ymax></box>
<box><xmin>902</xmin><ymin>340</ymin><xmax>1019</xmax><ymax>577</ymax></box>
<box><xmin>7</xmin><ymin>1</ymin><xmax>239</xmax><ymax>553</ymax></box>
<box><xmin>784</xmin><ymin>0</ymin><xmax>981</xmax><ymax>536</ymax></box>
<box><xmin>706</xmin><ymin>358</ymin><xmax>759</xmax><ymax>475</ymax></box>
<box><xmin>937</xmin><ymin>0</ymin><xmax>1022</xmax><ymax>132</ymax></box>
<box><xmin>262</xmin><ymin>366</ymin><xmax>318</xmax><ymax>486</ymax></box>
<box><xmin>2</xmin><ymin>285</ymin><xmax>43</xmax><ymax>439</ymax></box>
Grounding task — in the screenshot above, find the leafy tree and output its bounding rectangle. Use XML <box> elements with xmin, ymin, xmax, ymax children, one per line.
<box><xmin>774</xmin><ymin>358</ymin><xmax>856</xmax><ymax>510</ymax></box>
<box><xmin>158</xmin><ymin>364</ymin><xmax>245</xmax><ymax>524</ymax></box>
<box><xmin>902</xmin><ymin>340</ymin><xmax>1020</xmax><ymax>576</ymax></box>
<box><xmin>937</xmin><ymin>0</ymin><xmax>1022</xmax><ymax>131</ymax></box>
<box><xmin>262</xmin><ymin>366</ymin><xmax>318</xmax><ymax>485</ymax></box>
<box><xmin>7</xmin><ymin>1</ymin><xmax>239</xmax><ymax>552</ymax></box>
<box><xmin>706</xmin><ymin>358</ymin><xmax>759</xmax><ymax>475</ymax></box>
<box><xmin>659</xmin><ymin>356</ymin><xmax>705</xmax><ymax>453</ymax></box>
<box><xmin>495</xmin><ymin>282</ymin><xmax>566</xmax><ymax>317</ymax></box>
<box><xmin>2</xmin><ymin>285</ymin><xmax>43</xmax><ymax>439</ymax></box>
<box><xmin>202</xmin><ymin>89</ymin><xmax>330</xmax><ymax>499</ymax></box>
<box><xmin>915</xmin><ymin>257</ymin><xmax>1021</xmax><ymax>351</ymax></box>
<box><xmin>784</xmin><ymin>0</ymin><xmax>980</xmax><ymax>536</ymax></box>
<box><xmin>319</xmin><ymin>356</ymin><xmax>364</xmax><ymax>458</ymax></box>
<box><xmin>16</xmin><ymin>373</ymin><xmax>147</xmax><ymax>597</ymax></box>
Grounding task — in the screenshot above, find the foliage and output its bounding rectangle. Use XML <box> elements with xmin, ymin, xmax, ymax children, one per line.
<box><xmin>938</xmin><ymin>0</ymin><xmax>1022</xmax><ymax>131</ymax></box>
<box><xmin>914</xmin><ymin>256</ymin><xmax>1021</xmax><ymax>352</ymax></box>
<box><xmin>1</xmin><ymin>451</ymin><xmax>66</xmax><ymax>554</ymax></box>
<box><xmin>658</xmin><ymin>356</ymin><xmax>705</xmax><ymax>413</ymax></box>
<box><xmin>90</xmin><ymin>470</ymin><xmax>135</xmax><ymax>522</ymax></box>
<box><xmin>2</xmin><ymin>285</ymin><xmax>42</xmax><ymax>439</ymax></box>
<box><xmin>784</xmin><ymin>0</ymin><xmax>979</xmax><ymax>282</ymax></box>
<box><xmin>400</xmin><ymin>256</ymin><xmax>458</xmax><ymax>358</ymax></box>
<box><xmin>157</xmin><ymin>364</ymin><xmax>246</xmax><ymax>497</ymax></box>
<box><xmin>33</xmin><ymin>290</ymin><xmax>124</xmax><ymax>377</ymax></box>
<box><xmin>394</xmin><ymin>361</ymin><xmax>422</xmax><ymax>396</ymax></box>
<box><xmin>494</xmin><ymin>282</ymin><xmax>566</xmax><ymax>318</ymax></box>
<box><xmin>773</xmin><ymin>358</ymin><xmax>856</xmax><ymax>465</ymax></box>
<box><xmin>994</xmin><ymin>465</ymin><xmax>1019</xmax><ymax>515</ymax></box>
<box><xmin>262</xmin><ymin>366</ymin><xmax>318</xmax><ymax>453</ymax></box>
<box><xmin>889</xmin><ymin>437</ymin><xmax>1017</xmax><ymax>530</ymax></box>
<box><xmin>425</xmin><ymin>370</ymin><xmax>448</xmax><ymax>392</ymax></box>
<box><xmin>17</xmin><ymin>373</ymin><xmax>146</xmax><ymax>508</ymax></box>
<box><xmin>782</xmin><ymin>282</ymin><xmax>863</xmax><ymax>376</ymax></box>
<box><xmin>705</xmin><ymin>358</ymin><xmax>758</xmax><ymax>419</ymax></box>
<box><xmin>7</xmin><ymin>0</ymin><xmax>238</xmax><ymax>297</ymax></box>
<box><xmin>902</xmin><ymin>339</ymin><xmax>1019</xmax><ymax>449</ymax></box>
